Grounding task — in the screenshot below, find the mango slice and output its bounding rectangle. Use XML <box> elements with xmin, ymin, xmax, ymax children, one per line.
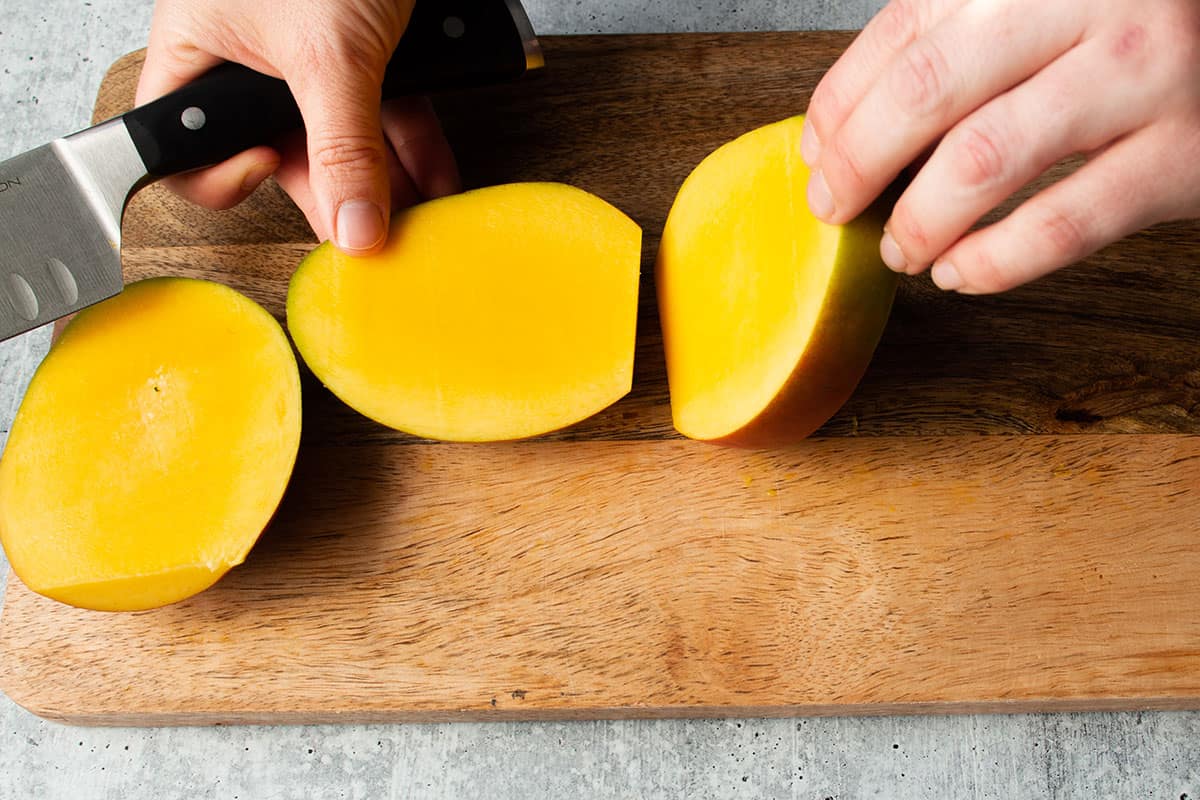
<box><xmin>656</xmin><ymin>115</ymin><xmax>897</xmax><ymax>447</ymax></box>
<box><xmin>287</xmin><ymin>182</ymin><xmax>642</xmax><ymax>441</ymax></box>
<box><xmin>0</xmin><ymin>278</ymin><xmax>302</xmax><ymax>611</ymax></box>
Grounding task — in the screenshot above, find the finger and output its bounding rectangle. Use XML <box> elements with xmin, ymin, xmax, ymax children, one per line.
<box><xmin>814</xmin><ymin>0</ymin><xmax>1088</xmax><ymax>224</ymax></box>
<box><xmin>135</xmin><ymin>3</ymin><xmax>226</xmax><ymax>105</ymax></box>
<box><xmin>381</xmin><ymin>96</ymin><xmax>461</xmax><ymax>200</ymax></box>
<box><xmin>157</xmin><ymin>146</ymin><xmax>280</xmax><ymax>211</ymax></box>
<box><xmin>272</xmin><ymin>131</ymin><xmax>323</xmax><ymax>240</ymax></box>
<box><xmin>275</xmin><ymin>143</ymin><xmax>419</xmax><ymax>241</ymax></box>
<box><xmin>930</xmin><ymin>126</ymin><xmax>1168</xmax><ymax>294</ymax></box>
<box><xmin>136</xmin><ymin>44</ymin><xmax>225</xmax><ymax>106</ymax></box>
<box><xmin>136</xmin><ymin>5</ymin><xmax>290</xmax><ymax>219</ymax></box>
<box><xmin>883</xmin><ymin>29</ymin><xmax>1162</xmax><ymax>273</ymax></box>
<box><xmin>384</xmin><ymin>144</ymin><xmax>423</xmax><ymax>212</ymax></box>
<box><xmin>273</xmin><ymin>126</ymin><xmax>421</xmax><ymax>239</ymax></box>
<box><xmin>288</xmin><ymin>53</ymin><xmax>391</xmax><ymax>255</ymax></box>
<box><xmin>804</xmin><ymin>0</ymin><xmax>964</xmax><ymax>164</ymax></box>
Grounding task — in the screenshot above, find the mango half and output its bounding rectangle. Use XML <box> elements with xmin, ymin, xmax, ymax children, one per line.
<box><xmin>287</xmin><ymin>182</ymin><xmax>642</xmax><ymax>441</ymax></box>
<box><xmin>0</xmin><ymin>278</ymin><xmax>302</xmax><ymax>611</ymax></box>
<box><xmin>656</xmin><ymin>115</ymin><xmax>897</xmax><ymax>447</ymax></box>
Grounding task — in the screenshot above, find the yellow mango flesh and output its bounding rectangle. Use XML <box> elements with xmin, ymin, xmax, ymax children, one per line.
<box><xmin>657</xmin><ymin>115</ymin><xmax>896</xmax><ymax>446</ymax></box>
<box><xmin>288</xmin><ymin>182</ymin><xmax>642</xmax><ymax>441</ymax></box>
<box><xmin>0</xmin><ymin>278</ymin><xmax>302</xmax><ymax>611</ymax></box>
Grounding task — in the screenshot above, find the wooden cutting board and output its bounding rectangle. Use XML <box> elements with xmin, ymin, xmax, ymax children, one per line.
<box><xmin>2</xmin><ymin>33</ymin><xmax>1200</xmax><ymax>726</ymax></box>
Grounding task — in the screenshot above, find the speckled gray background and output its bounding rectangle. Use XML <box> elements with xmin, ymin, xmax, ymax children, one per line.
<box><xmin>1</xmin><ymin>2</ymin><xmax>1199</xmax><ymax>797</ymax></box>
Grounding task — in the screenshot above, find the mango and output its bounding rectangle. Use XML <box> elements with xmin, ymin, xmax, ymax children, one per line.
<box><xmin>287</xmin><ymin>182</ymin><xmax>642</xmax><ymax>441</ymax></box>
<box><xmin>656</xmin><ymin>115</ymin><xmax>896</xmax><ymax>447</ymax></box>
<box><xmin>0</xmin><ymin>278</ymin><xmax>301</xmax><ymax>611</ymax></box>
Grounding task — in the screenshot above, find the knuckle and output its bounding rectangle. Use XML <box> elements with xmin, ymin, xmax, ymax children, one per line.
<box><xmin>311</xmin><ymin>134</ymin><xmax>387</xmax><ymax>175</ymax></box>
<box><xmin>962</xmin><ymin>248</ymin><xmax>1015</xmax><ymax>294</ymax></box>
<box><xmin>1118</xmin><ymin>5</ymin><xmax>1200</xmax><ymax>87</ymax></box>
<box><xmin>293</xmin><ymin>37</ymin><xmax>334</xmax><ymax>81</ymax></box>
<box><xmin>890</xmin><ymin>39</ymin><xmax>952</xmax><ymax>116</ymax></box>
<box><xmin>296</xmin><ymin>30</ymin><xmax>388</xmax><ymax>84</ymax></box>
<box><xmin>1108</xmin><ymin>23</ymin><xmax>1149</xmax><ymax>66</ymax></box>
<box><xmin>951</xmin><ymin>119</ymin><xmax>1012</xmax><ymax>189</ymax></box>
<box><xmin>1034</xmin><ymin>205</ymin><xmax>1090</xmax><ymax>261</ymax></box>
<box><xmin>889</xmin><ymin>203</ymin><xmax>930</xmax><ymax>257</ymax></box>
<box><xmin>875</xmin><ymin>0</ymin><xmax>922</xmax><ymax>53</ymax></box>
<box><xmin>163</xmin><ymin>40</ymin><xmax>208</xmax><ymax>72</ymax></box>
<box><xmin>829</xmin><ymin>135</ymin><xmax>869</xmax><ymax>193</ymax></box>
<box><xmin>809</xmin><ymin>82</ymin><xmax>849</xmax><ymax>133</ymax></box>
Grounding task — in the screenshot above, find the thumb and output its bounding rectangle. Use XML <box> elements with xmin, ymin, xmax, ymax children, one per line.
<box><xmin>289</xmin><ymin>60</ymin><xmax>392</xmax><ymax>255</ymax></box>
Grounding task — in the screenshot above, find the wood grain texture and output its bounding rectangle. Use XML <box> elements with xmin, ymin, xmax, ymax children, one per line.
<box><xmin>4</xmin><ymin>437</ymin><xmax>1200</xmax><ymax>724</ymax></box>
<box><xmin>2</xmin><ymin>34</ymin><xmax>1200</xmax><ymax>725</ymax></box>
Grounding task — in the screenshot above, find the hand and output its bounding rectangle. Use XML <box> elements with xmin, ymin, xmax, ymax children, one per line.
<box><xmin>801</xmin><ymin>0</ymin><xmax>1200</xmax><ymax>293</ymax></box>
<box><xmin>136</xmin><ymin>0</ymin><xmax>461</xmax><ymax>254</ymax></box>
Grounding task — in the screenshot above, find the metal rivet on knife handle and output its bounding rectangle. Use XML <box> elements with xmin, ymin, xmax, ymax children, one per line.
<box><xmin>180</xmin><ymin>107</ymin><xmax>207</xmax><ymax>131</ymax></box>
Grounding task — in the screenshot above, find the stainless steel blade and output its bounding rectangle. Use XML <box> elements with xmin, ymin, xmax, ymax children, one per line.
<box><xmin>0</xmin><ymin>118</ymin><xmax>146</xmax><ymax>341</ymax></box>
<box><xmin>504</xmin><ymin>0</ymin><xmax>544</xmax><ymax>70</ymax></box>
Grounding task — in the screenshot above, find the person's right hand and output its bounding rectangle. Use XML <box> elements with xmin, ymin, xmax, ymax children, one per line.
<box><xmin>136</xmin><ymin>0</ymin><xmax>461</xmax><ymax>255</ymax></box>
<box><xmin>801</xmin><ymin>0</ymin><xmax>1200</xmax><ymax>294</ymax></box>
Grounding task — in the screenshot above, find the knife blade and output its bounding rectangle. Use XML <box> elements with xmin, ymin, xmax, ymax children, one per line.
<box><xmin>0</xmin><ymin>0</ymin><xmax>543</xmax><ymax>342</ymax></box>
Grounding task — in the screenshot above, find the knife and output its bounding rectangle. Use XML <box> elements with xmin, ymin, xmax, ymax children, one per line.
<box><xmin>0</xmin><ymin>0</ymin><xmax>543</xmax><ymax>342</ymax></box>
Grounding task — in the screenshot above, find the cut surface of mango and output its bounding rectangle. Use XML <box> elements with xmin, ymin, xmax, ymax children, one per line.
<box><xmin>288</xmin><ymin>182</ymin><xmax>642</xmax><ymax>441</ymax></box>
<box><xmin>0</xmin><ymin>278</ymin><xmax>302</xmax><ymax>611</ymax></box>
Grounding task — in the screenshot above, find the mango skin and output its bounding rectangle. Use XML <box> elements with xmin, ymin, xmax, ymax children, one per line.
<box><xmin>705</xmin><ymin>204</ymin><xmax>897</xmax><ymax>448</ymax></box>
<box><xmin>656</xmin><ymin>115</ymin><xmax>898</xmax><ymax>448</ymax></box>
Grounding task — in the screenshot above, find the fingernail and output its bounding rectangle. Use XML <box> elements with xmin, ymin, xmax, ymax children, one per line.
<box><xmin>240</xmin><ymin>162</ymin><xmax>277</xmax><ymax>194</ymax></box>
<box><xmin>800</xmin><ymin>118</ymin><xmax>821</xmax><ymax>167</ymax></box>
<box><xmin>807</xmin><ymin>170</ymin><xmax>835</xmax><ymax>220</ymax></box>
<box><xmin>335</xmin><ymin>200</ymin><xmax>386</xmax><ymax>252</ymax></box>
<box><xmin>880</xmin><ymin>229</ymin><xmax>907</xmax><ymax>273</ymax></box>
<box><xmin>931</xmin><ymin>261</ymin><xmax>964</xmax><ymax>291</ymax></box>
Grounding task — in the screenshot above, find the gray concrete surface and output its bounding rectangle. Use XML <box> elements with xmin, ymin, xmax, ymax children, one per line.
<box><xmin>1</xmin><ymin>1</ymin><xmax>1198</xmax><ymax>797</ymax></box>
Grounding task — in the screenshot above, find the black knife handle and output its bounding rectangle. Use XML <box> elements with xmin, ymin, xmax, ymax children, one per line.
<box><xmin>123</xmin><ymin>0</ymin><xmax>535</xmax><ymax>177</ymax></box>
